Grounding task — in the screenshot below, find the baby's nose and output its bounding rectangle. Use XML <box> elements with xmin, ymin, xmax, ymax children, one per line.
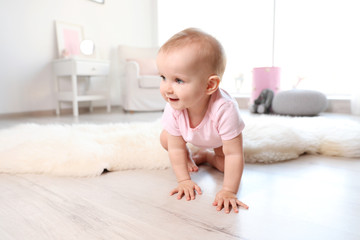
<box><xmin>165</xmin><ymin>81</ymin><xmax>173</xmax><ymax>94</ymax></box>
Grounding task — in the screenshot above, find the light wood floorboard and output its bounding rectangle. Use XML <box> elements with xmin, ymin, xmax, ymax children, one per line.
<box><xmin>0</xmin><ymin>109</ymin><xmax>359</xmax><ymax>240</ymax></box>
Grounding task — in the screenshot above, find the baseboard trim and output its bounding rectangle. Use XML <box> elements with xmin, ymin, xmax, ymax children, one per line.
<box><xmin>0</xmin><ymin>96</ymin><xmax>354</xmax><ymax>118</ymax></box>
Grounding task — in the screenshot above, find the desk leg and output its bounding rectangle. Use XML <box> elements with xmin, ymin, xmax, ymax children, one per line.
<box><xmin>71</xmin><ymin>75</ymin><xmax>79</xmax><ymax>117</ymax></box>
<box><xmin>86</xmin><ymin>76</ymin><xmax>93</xmax><ymax>113</ymax></box>
<box><xmin>54</xmin><ymin>76</ymin><xmax>61</xmax><ymax>115</ymax></box>
<box><xmin>89</xmin><ymin>102</ymin><xmax>94</xmax><ymax>112</ymax></box>
<box><xmin>106</xmin><ymin>77</ymin><xmax>111</xmax><ymax>113</ymax></box>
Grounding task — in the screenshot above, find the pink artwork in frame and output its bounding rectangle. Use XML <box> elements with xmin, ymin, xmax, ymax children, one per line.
<box><xmin>63</xmin><ymin>29</ymin><xmax>81</xmax><ymax>55</ymax></box>
<box><xmin>55</xmin><ymin>21</ymin><xmax>84</xmax><ymax>58</ymax></box>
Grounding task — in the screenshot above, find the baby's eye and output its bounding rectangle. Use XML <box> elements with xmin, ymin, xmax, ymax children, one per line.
<box><xmin>175</xmin><ymin>78</ymin><xmax>184</xmax><ymax>84</ymax></box>
<box><xmin>160</xmin><ymin>75</ymin><xmax>165</xmax><ymax>80</ymax></box>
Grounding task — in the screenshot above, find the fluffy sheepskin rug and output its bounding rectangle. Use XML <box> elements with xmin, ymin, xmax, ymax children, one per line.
<box><xmin>0</xmin><ymin>115</ymin><xmax>359</xmax><ymax>177</ymax></box>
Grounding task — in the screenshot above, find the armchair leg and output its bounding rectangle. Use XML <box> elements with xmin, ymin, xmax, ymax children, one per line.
<box><xmin>89</xmin><ymin>101</ymin><xmax>94</xmax><ymax>113</ymax></box>
<box><xmin>107</xmin><ymin>99</ymin><xmax>111</xmax><ymax>113</ymax></box>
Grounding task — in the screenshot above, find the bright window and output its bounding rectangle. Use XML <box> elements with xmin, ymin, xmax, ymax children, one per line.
<box><xmin>275</xmin><ymin>0</ymin><xmax>360</xmax><ymax>95</ymax></box>
<box><xmin>157</xmin><ymin>0</ymin><xmax>360</xmax><ymax>96</ymax></box>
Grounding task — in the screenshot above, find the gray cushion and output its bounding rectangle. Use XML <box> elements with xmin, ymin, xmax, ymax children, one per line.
<box><xmin>272</xmin><ymin>90</ymin><xmax>327</xmax><ymax>116</ymax></box>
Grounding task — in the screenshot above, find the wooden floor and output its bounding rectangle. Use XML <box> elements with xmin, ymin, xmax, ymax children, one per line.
<box><xmin>1</xmin><ymin>109</ymin><xmax>360</xmax><ymax>240</ymax></box>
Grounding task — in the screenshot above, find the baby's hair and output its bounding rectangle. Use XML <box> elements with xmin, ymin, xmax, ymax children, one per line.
<box><xmin>159</xmin><ymin>28</ymin><xmax>226</xmax><ymax>78</ymax></box>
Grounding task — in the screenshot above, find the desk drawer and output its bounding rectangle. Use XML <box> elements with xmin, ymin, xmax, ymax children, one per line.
<box><xmin>76</xmin><ymin>61</ymin><xmax>109</xmax><ymax>75</ymax></box>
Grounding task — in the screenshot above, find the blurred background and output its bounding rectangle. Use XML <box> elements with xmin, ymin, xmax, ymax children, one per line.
<box><xmin>0</xmin><ymin>0</ymin><xmax>359</xmax><ymax>115</ymax></box>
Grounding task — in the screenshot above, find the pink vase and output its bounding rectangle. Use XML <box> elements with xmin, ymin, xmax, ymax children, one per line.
<box><xmin>251</xmin><ymin>67</ymin><xmax>281</xmax><ymax>103</ymax></box>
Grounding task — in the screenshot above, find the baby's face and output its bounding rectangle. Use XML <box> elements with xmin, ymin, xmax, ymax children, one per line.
<box><xmin>157</xmin><ymin>45</ymin><xmax>212</xmax><ymax>111</ymax></box>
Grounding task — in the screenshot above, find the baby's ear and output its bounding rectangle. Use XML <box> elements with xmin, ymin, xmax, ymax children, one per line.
<box><xmin>206</xmin><ymin>75</ymin><xmax>220</xmax><ymax>95</ymax></box>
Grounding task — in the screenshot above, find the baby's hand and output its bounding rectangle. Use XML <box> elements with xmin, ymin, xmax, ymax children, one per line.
<box><xmin>213</xmin><ymin>189</ymin><xmax>249</xmax><ymax>214</ymax></box>
<box><xmin>170</xmin><ymin>180</ymin><xmax>202</xmax><ymax>201</ymax></box>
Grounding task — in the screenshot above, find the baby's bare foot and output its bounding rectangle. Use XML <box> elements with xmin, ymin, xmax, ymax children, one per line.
<box><xmin>187</xmin><ymin>158</ymin><xmax>199</xmax><ymax>172</ymax></box>
<box><xmin>192</xmin><ymin>149</ymin><xmax>210</xmax><ymax>166</ymax></box>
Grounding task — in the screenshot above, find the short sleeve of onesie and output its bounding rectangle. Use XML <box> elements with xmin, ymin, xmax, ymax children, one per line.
<box><xmin>214</xmin><ymin>101</ymin><xmax>245</xmax><ymax>141</ymax></box>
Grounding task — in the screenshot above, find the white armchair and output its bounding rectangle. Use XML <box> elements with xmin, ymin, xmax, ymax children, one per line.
<box><xmin>119</xmin><ymin>45</ymin><xmax>166</xmax><ymax>112</ymax></box>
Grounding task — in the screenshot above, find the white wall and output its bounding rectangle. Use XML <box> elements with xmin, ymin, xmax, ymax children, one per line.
<box><xmin>0</xmin><ymin>0</ymin><xmax>158</xmax><ymax>114</ymax></box>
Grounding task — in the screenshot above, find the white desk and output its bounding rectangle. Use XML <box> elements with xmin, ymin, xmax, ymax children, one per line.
<box><xmin>53</xmin><ymin>58</ymin><xmax>111</xmax><ymax>116</ymax></box>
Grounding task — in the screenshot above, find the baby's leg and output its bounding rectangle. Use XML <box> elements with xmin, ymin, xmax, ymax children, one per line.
<box><xmin>160</xmin><ymin>130</ymin><xmax>199</xmax><ymax>172</ymax></box>
<box><xmin>208</xmin><ymin>147</ymin><xmax>225</xmax><ymax>172</ymax></box>
<box><xmin>192</xmin><ymin>146</ymin><xmax>225</xmax><ymax>172</ymax></box>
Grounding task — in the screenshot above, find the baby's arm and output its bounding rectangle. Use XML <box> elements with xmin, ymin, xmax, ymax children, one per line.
<box><xmin>213</xmin><ymin>133</ymin><xmax>249</xmax><ymax>213</ymax></box>
<box><xmin>167</xmin><ymin>133</ymin><xmax>202</xmax><ymax>200</ymax></box>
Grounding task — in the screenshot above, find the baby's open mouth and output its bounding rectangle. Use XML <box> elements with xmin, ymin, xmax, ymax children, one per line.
<box><xmin>169</xmin><ymin>98</ymin><xmax>179</xmax><ymax>102</ymax></box>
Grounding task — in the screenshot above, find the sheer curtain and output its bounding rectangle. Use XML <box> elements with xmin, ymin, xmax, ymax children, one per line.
<box><xmin>157</xmin><ymin>0</ymin><xmax>360</xmax><ymax>95</ymax></box>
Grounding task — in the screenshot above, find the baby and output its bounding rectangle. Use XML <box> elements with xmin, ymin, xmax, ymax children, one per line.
<box><xmin>157</xmin><ymin>28</ymin><xmax>248</xmax><ymax>214</ymax></box>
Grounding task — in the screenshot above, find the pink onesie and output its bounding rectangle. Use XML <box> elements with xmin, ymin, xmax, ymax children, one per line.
<box><xmin>162</xmin><ymin>89</ymin><xmax>245</xmax><ymax>149</ymax></box>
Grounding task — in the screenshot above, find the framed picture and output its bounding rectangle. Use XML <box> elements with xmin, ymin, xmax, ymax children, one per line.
<box><xmin>55</xmin><ymin>21</ymin><xmax>84</xmax><ymax>58</ymax></box>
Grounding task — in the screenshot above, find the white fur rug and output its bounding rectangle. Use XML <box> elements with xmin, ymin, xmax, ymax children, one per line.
<box><xmin>0</xmin><ymin>115</ymin><xmax>359</xmax><ymax>177</ymax></box>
